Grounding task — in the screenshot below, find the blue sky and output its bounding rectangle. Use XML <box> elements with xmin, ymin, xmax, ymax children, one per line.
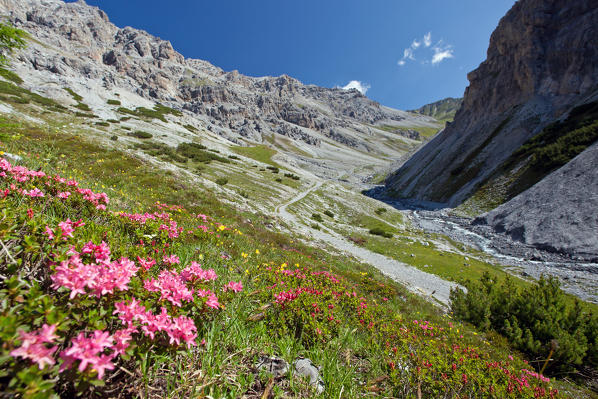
<box><xmin>69</xmin><ymin>0</ymin><xmax>516</xmax><ymax>110</ymax></box>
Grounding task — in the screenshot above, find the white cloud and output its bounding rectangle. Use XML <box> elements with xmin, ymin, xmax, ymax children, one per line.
<box><xmin>423</xmin><ymin>32</ymin><xmax>432</xmax><ymax>47</ymax></box>
<box><xmin>340</xmin><ymin>80</ymin><xmax>371</xmax><ymax>95</ymax></box>
<box><xmin>431</xmin><ymin>41</ymin><xmax>454</xmax><ymax>64</ymax></box>
<box><xmin>397</xmin><ymin>32</ymin><xmax>453</xmax><ymax>67</ymax></box>
<box><xmin>431</xmin><ymin>48</ymin><xmax>454</xmax><ymax>64</ymax></box>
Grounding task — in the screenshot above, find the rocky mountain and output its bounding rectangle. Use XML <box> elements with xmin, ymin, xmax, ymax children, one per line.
<box><xmin>474</xmin><ymin>140</ymin><xmax>598</xmax><ymax>260</ymax></box>
<box><xmin>384</xmin><ymin>0</ymin><xmax>598</xmax><ymax>259</ymax></box>
<box><xmin>411</xmin><ymin>97</ymin><xmax>462</xmax><ymax>122</ymax></box>
<box><xmin>0</xmin><ymin>0</ymin><xmax>436</xmax><ymax>182</ymax></box>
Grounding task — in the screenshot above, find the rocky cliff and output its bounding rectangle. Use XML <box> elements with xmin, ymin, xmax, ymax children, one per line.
<box><xmin>0</xmin><ymin>0</ymin><xmax>436</xmax><ymax>182</ymax></box>
<box><xmin>385</xmin><ymin>0</ymin><xmax>598</xmax><ymax>205</ymax></box>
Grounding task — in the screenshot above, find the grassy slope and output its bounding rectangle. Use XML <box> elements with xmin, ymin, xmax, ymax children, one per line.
<box><xmin>0</xmin><ymin>87</ymin><xmax>593</xmax><ymax>397</ymax></box>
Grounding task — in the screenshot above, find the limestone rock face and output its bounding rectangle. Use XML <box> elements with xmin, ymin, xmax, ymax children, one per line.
<box><xmin>385</xmin><ymin>0</ymin><xmax>598</xmax><ymax>205</ymax></box>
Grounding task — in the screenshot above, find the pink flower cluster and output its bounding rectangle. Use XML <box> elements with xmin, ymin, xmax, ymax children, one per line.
<box><xmin>521</xmin><ymin>368</ymin><xmax>550</xmax><ymax>383</ymax></box>
<box><xmin>162</xmin><ymin>254</ymin><xmax>180</xmax><ymax>265</ymax></box>
<box><xmin>137</xmin><ymin>256</ymin><xmax>156</xmax><ymax>270</ymax></box>
<box><xmin>0</xmin><ymin>157</ymin><xmax>109</xmax><ymax>210</ymax></box>
<box><xmin>159</xmin><ymin>220</ymin><xmax>183</xmax><ymax>238</ymax></box>
<box><xmin>196</xmin><ymin>289</ymin><xmax>220</xmax><ymax>309</ymax></box>
<box><xmin>10</xmin><ymin>324</ymin><xmax>58</xmax><ymax>370</ymax></box>
<box><xmin>223</xmin><ymin>281</ymin><xmax>243</xmax><ymax>293</ymax></box>
<box><xmin>60</xmin><ymin>330</ymin><xmax>115</xmax><ymax>379</ymax></box>
<box><xmin>144</xmin><ymin>270</ymin><xmax>194</xmax><ymax>307</ymax></box>
<box><xmin>119</xmin><ymin>211</ymin><xmax>170</xmax><ymax>224</ymax></box>
<box><xmin>76</xmin><ymin>188</ymin><xmax>109</xmax><ymax>210</ymax></box>
<box><xmin>51</xmin><ymin>242</ymin><xmax>138</xmax><ymax>299</ymax></box>
<box><xmin>274</xmin><ymin>286</ymin><xmax>324</xmax><ymax>305</ymax></box>
<box><xmin>180</xmin><ymin>261</ymin><xmax>218</xmax><ymax>282</ymax></box>
<box><xmin>44</xmin><ymin>218</ymin><xmax>85</xmax><ymax>241</ymax></box>
<box><xmin>113</xmin><ymin>298</ymin><xmax>197</xmax><ymax>347</ymax></box>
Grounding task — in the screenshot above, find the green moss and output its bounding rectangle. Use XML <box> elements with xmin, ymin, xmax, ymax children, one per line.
<box><xmin>107</xmin><ymin>99</ymin><xmax>121</xmax><ymax>106</ymax></box>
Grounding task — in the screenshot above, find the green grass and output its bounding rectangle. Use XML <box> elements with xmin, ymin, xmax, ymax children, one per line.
<box><xmin>0</xmin><ymin>110</ymin><xmax>593</xmax><ymax>397</ymax></box>
<box><xmin>0</xmin><ymin>68</ymin><xmax>23</xmax><ymax>84</ymax></box>
<box><xmin>64</xmin><ymin>87</ymin><xmax>83</xmax><ymax>102</ymax></box>
<box><xmin>0</xmin><ymin>81</ymin><xmax>66</xmax><ymax>111</ymax></box>
<box><xmin>106</xmin><ymin>99</ymin><xmax>121</xmax><ymax>106</ymax></box>
<box><xmin>231</xmin><ymin>145</ymin><xmax>281</xmax><ymax>168</ymax></box>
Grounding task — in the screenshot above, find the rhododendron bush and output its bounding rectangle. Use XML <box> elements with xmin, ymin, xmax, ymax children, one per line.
<box><xmin>0</xmin><ymin>157</ymin><xmax>240</xmax><ymax>396</ymax></box>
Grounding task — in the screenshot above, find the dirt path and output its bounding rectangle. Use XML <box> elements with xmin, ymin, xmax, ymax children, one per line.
<box><xmin>275</xmin><ymin>181</ymin><xmax>462</xmax><ymax>307</ymax></box>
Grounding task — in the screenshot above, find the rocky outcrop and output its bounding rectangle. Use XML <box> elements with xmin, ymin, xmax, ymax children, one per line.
<box><xmin>474</xmin><ymin>141</ymin><xmax>598</xmax><ymax>261</ymax></box>
<box><xmin>385</xmin><ymin>0</ymin><xmax>598</xmax><ymax>205</ymax></box>
<box><xmin>0</xmin><ymin>0</ymin><xmax>433</xmax><ymax>157</ymax></box>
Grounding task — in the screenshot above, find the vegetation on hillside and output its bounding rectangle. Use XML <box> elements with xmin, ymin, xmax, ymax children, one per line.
<box><xmin>451</xmin><ymin>274</ymin><xmax>598</xmax><ymax>374</ymax></box>
<box><xmin>411</xmin><ymin>97</ymin><xmax>463</xmax><ymax>122</ymax></box>
<box><xmin>0</xmin><ymin>117</ymin><xmax>578</xmax><ymax>397</ymax></box>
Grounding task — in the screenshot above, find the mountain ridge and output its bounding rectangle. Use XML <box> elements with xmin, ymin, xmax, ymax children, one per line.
<box><xmin>0</xmin><ymin>0</ymin><xmax>438</xmax><ymax>184</ymax></box>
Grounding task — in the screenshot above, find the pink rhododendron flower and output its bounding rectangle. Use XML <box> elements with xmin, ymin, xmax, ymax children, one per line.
<box><xmin>51</xmin><ymin>243</ymin><xmax>138</xmax><ymax>298</ymax></box>
<box><xmin>144</xmin><ymin>270</ymin><xmax>193</xmax><ymax>307</ymax></box>
<box><xmin>113</xmin><ymin>298</ymin><xmax>198</xmax><ymax>348</ymax></box>
<box><xmin>137</xmin><ymin>256</ymin><xmax>156</xmax><ymax>270</ymax></box>
<box><xmin>162</xmin><ymin>254</ymin><xmax>180</xmax><ymax>265</ymax></box>
<box><xmin>180</xmin><ymin>261</ymin><xmax>217</xmax><ymax>282</ymax></box>
<box><xmin>60</xmin><ymin>330</ymin><xmax>115</xmax><ymax>379</ymax></box>
<box><xmin>23</xmin><ymin>187</ymin><xmax>44</xmax><ymax>197</ymax></box>
<box><xmin>223</xmin><ymin>281</ymin><xmax>243</xmax><ymax>293</ymax></box>
<box><xmin>159</xmin><ymin>220</ymin><xmax>182</xmax><ymax>238</ymax></box>
<box><xmin>10</xmin><ymin>324</ymin><xmax>59</xmax><ymax>370</ymax></box>
<box><xmin>57</xmin><ymin>191</ymin><xmax>71</xmax><ymax>199</ymax></box>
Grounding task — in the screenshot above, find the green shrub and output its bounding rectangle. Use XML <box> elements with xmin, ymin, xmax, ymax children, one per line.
<box><xmin>110</xmin><ymin>135</ymin><xmax>118</xmax><ymax>141</ymax></box>
<box><xmin>215</xmin><ymin>177</ymin><xmax>228</xmax><ymax>186</ymax></box>
<box><xmin>368</xmin><ymin>227</ymin><xmax>392</xmax><ymax>238</ymax></box>
<box><xmin>183</xmin><ymin>124</ymin><xmax>198</xmax><ymax>132</ymax></box>
<box><xmin>64</xmin><ymin>87</ymin><xmax>83</xmax><ymax>102</ymax></box>
<box><xmin>310</xmin><ymin>223</ymin><xmax>320</xmax><ymax>230</ymax></box>
<box><xmin>311</xmin><ymin>213</ymin><xmax>323</xmax><ymax>223</ymax></box>
<box><xmin>323</xmin><ymin>210</ymin><xmax>334</xmax><ymax>218</ymax></box>
<box><xmin>0</xmin><ymin>68</ymin><xmax>22</xmax><ymax>84</ymax></box>
<box><xmin>228</xmin><ymin>155</ymin><xmax>240</xmax><ymax>160</ymax></box>
<box><xmin>275</xmin><ymin>177</ymin><xmax>282</xmax><ymax>182</ymax></box>
<box><xmin>266</xmin><ymin>166</ymin><xmax>279</xmax><ymax>174</ymax></box>
<box><xmin>284</xmin><ymin>172</ymin><xmax>300</xmax><ymax>180</ymax></box>
<box><xmin>450</xmin><ymin>273</ymin><xmax>598</xmax><ymax>373</ymax></box>
<box><xmin>374</xmin><ymin>207</ymin><xmax>387</xmax><ymax>215</ymax></box>
<box><xmin>107</xmin><ymin>119</ymin><xmax>119</xmax><ymax>123</ymax></box>
<box><xmin>94</xmin><ymin>121</ymin><xmax>109</xmax><ymax>127</ymax></box>
<box><xmin>129</xmin><ymin>131</ymin><xmax>152</xmax><ymax>139</ymax></box>
<box><xmin>74</xmin><ymin>112</ymin><xmax>95</xmax><ymax>118</ymax></box>
<box><xmin>106</xmin><ymin>99</ymin><xmax>121</xmax><ymax>106</ymax></box>
<box><xmin>74</xmin><ymin>102</ymin><xmax>91</xmax><ymax>112</ymax></box>
<box><xmin>176</xmin><ymin>142</ymin><xmax>230</xmax><ymax>164</ymax></box>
